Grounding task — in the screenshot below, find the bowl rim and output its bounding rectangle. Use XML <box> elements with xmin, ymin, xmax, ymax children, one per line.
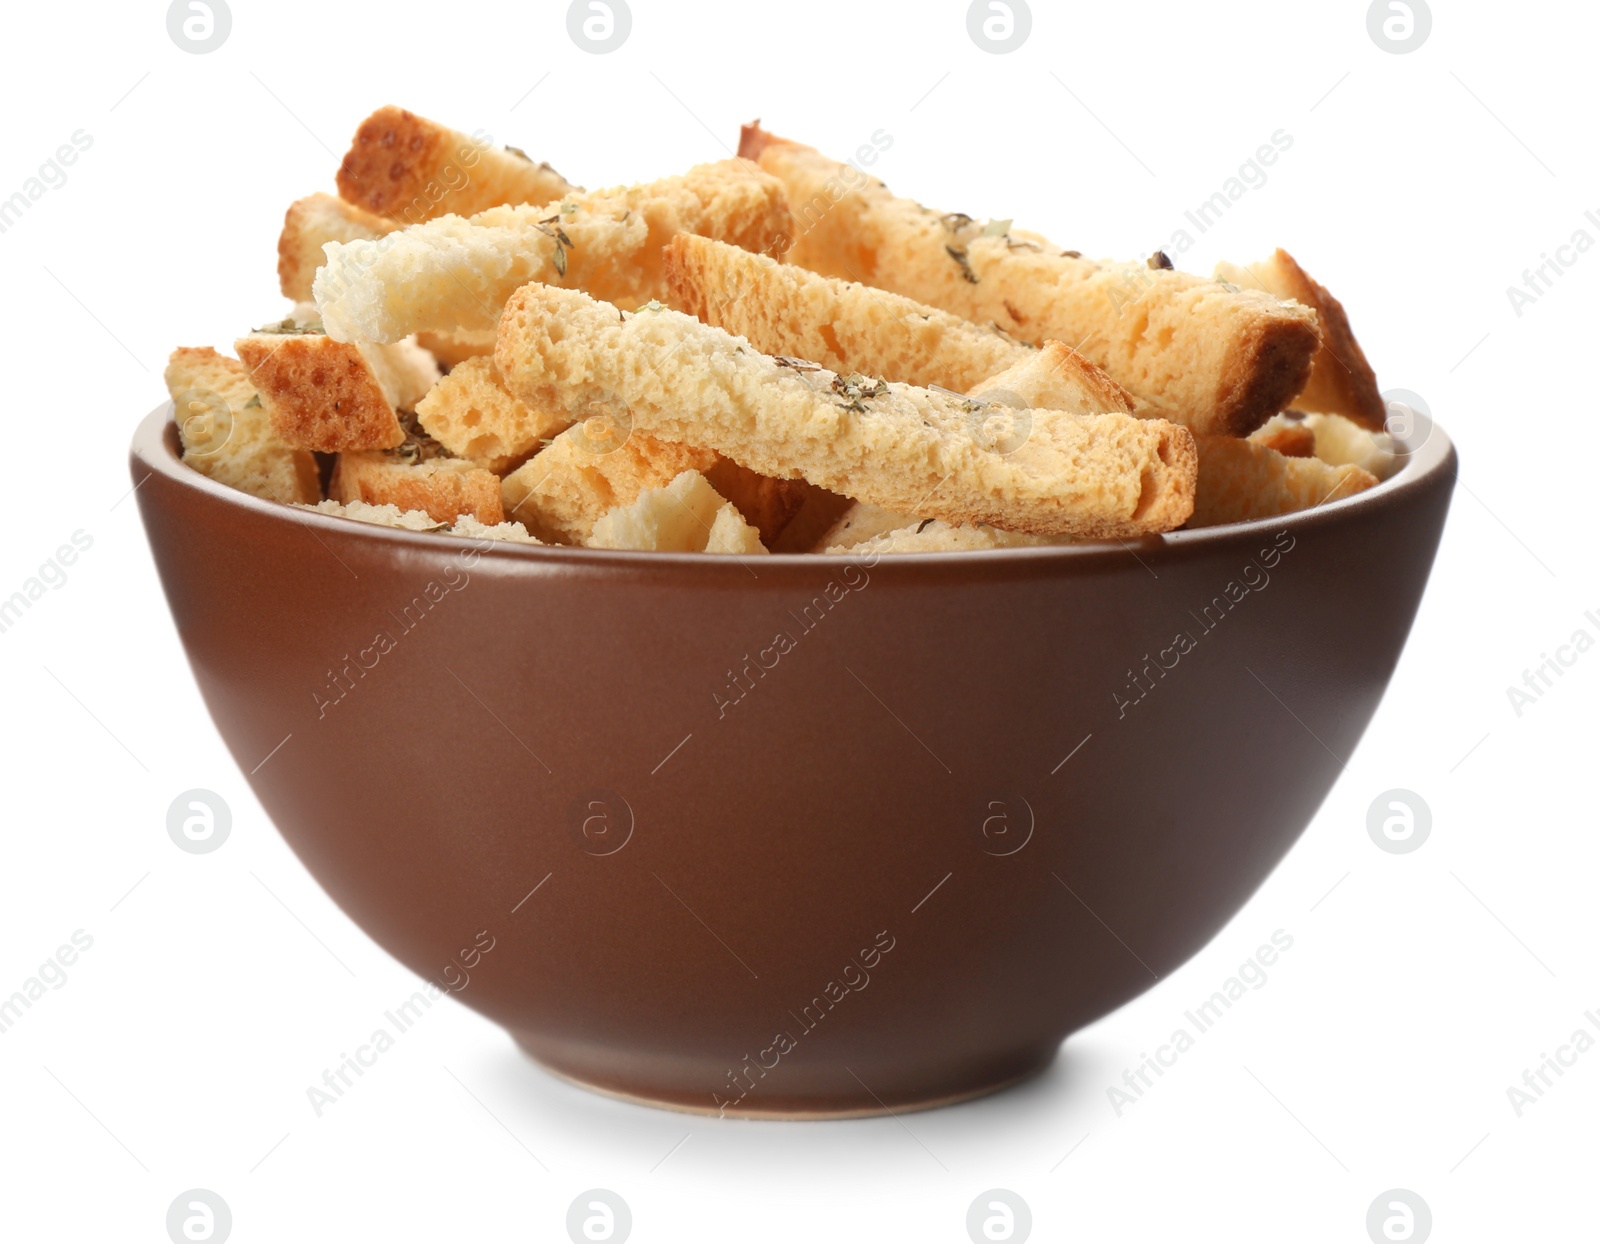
<box><xmin>130</xmin><ymin>402</ymin><xmax>1456</xmax><ymax>572</ymax></box>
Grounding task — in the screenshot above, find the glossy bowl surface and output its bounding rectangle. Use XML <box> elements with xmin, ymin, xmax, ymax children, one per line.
<box><xmin>132</xmin><ymin>406</ymin><xmax>1455</xmax><ymax>1117</ymax></box>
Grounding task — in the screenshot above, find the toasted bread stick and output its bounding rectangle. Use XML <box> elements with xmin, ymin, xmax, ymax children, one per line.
<box><xmin>740</xmin><ymin>124</ymin><xmax>1319</xmax><ymax>436</ymax></box>
<box><xmin>663</xmin><ymin>233</ymin><xmax>1028</xmax><ymax>390</ymax></box>
<box><xmin>336</xmin><ymin>105</ymin><xmax>579</xmax><ymax>222</ymax></box>
<box><xmin>496</xmin><ymin>284</ymin><xmax>1197</xmax><ymax>538</ymax></box>
<box><xmin>1190</xmin><ymin>435</ymin><xmax>1377</xmax><ymax>527</ymax></box>
<box><xmin>1215</xmin><ymin>250</ymin><xmax>1384</xmax><ymax>430</ymax></box>
<box><xmin>819</xmin><ymin>340</ymin><xmax>1137</xmax><ymax>547</ymax></box>
<box><xmin>315</xmin><ymin>159</ymin><xmax>792</xmax><ymax>343</ymax></box>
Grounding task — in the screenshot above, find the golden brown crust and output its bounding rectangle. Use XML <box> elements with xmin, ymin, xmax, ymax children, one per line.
<box><xmin>1216</xmin><ymin>250</ymin><xmax>1385</xmax><ymax>430</ymax></box>
<box><xmin>235</xmin><ymin>334</ymin><xmax>406</xmax><ymax>454</ymax></box>
<box><xmin>1190</xmin><ymin>434</ymin><xmax>1378</xmax><ymax>527</ymax></box>
<box><xmin>748</xmin><ymin>129</ymin><xmax>1318</xmax><ymax>436</ymax></box>
<box><xmin>335</xmin><ymin>105</ymin><xmax>578</xmax><ymax>222</ymax></box>
<box><xmin>1211</xmin><ymin>310</ymin><xmax>1323</xmax><ymax>438</ymax></box>
<box><xmin>738</xmin><ymin>122</ymin><xmax>784</xmax><ymax>162</ymax></box>
<box><xmin>332</xmin><ymin>453</ymin><xmax>504</xmax><ymax>524</ymax></box>
<box><xmin>164</xmin><ymin>347</ymin><xmax>321</xmax><ymax>504</ymax></box>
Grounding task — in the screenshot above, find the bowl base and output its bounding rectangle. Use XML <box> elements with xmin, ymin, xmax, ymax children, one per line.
<box><xmin>512</xmin><ymin>1032</ymin><xmax>1059</xmax><ymax>1119</ymax></box>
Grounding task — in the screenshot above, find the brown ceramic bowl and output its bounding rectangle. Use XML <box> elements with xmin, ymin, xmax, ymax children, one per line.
<box><xmin>133</xmin><ymin>406</ymin><xmax>1454</xmax><ymax>1117</ymax></box>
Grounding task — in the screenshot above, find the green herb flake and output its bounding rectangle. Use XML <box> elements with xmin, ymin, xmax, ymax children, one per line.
<box><xmin>392</xmin><ymin>410</ymin><xmax>449</xmax><ymax>465</ymax></box>
<box><xmin>983</xmin><ymin>218</ymin><xmax>1012</xmax><ymax>237</ymax></box>
<box><xmin>551</xmin><ymin>244</ymin><xmax>567</xmax><ymax>277</ymax></box>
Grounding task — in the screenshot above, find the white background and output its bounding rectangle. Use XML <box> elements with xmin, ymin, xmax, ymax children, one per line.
<box><xmin>1</xmin><ymin>0</ymin><xmax>1594</xmax><ymax>1240</ymax></box>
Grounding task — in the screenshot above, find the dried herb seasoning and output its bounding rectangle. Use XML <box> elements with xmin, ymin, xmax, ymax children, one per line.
<box><xmin>253</xmin><ymin>317</ymin><xmax>324</xmax><ymax>335</ymax></box>
<box><xmin>946</xmin><ymin>245</ymin><xmax>979</xmax><ymax>284</ymax></box>
<box><xmin>393</xmin><ymin>410</ymin><xmax>449</xmax><ymax>465</ymax></box>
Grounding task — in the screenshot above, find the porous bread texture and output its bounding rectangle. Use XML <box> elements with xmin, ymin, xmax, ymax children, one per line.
<box><xmin>1190</xmin><ymin>435</ymin><xmax>1378</xmax><ymax>528</ymax></box>
<box><xmin>332</xmin><ymin>453</ymin><xmax>505</xmax><ymax>525</ymax></box>
<box><xmin>235</xmin><ymin>315</ymin><xmax>439</xmax><ymax>454</ymax></box>
<box><xmin>236</xmin><ymin>332</ymin><xmax>406</xmax><ymax>453</ymax></box>
<box><xmin>500</xmin><ymin>424</ymin><xmax>718</xmax><ymax>545</ymax></box>
<box><xmin>588</xmin><ymin>470</ymin><xmax>767</xmax><ymax>553</ymax></box>
<box><xmin>1249</xmin><ymin>415</ymin><xmax>1317</xmax><ymax>458</ymax></box>
<box><xmin>414</xmin><ymin>356</ymin><xmax>570</xmax><ymax>474</ymax></box>
<box><xmin>164</xmin><ymin>347</ymin><xmax>320</xmax><ymax>504</ymax></box>
<box><xmin>298</xmin><ymin>499</ymin><xmax>444</xmax><ymax>531</ymax></box>
<box><xmin>820</xmin><ymin>338</ymin><xmax>1132</xmax><ymax>548</ymax></box>
<box><xmin>742</xmin><ymin>125</ymin><xmax>1319</xmax><ymax>436</ymax></box>
<box><xmin>495</xmin><ymin>285</ymin><xmax>1197</xmax><ymax>538</ymax></box>
<box><xmin>315</xmin><ymin>159</ymin><xmax>793</xmax><ymax>343</ymax></box>
<box><xmin>336</xmin><ymin>105</ymin><xmax>579</xmax><ymax>222</ymax></box>
<box><xmin>297</xmin><ymin>501</ymin><xmax>542</xmax><ymax>542</ymax></box>
<box><xmin>1215</xmin><ymin>250</ymin><xmax>1385</xmax><ymax>430</ymax></box>
<box><xmin>445</xmin><ymin>514</ymin><xmax>542</xmax><ymax>543</ymax></box>
<box><xmin>826</xmin><ymin>521</ymin><xmax>1055</xmax><ymax>554</ymax></box>
<box><xmin>662</xmin><ymin>233</ymin><xmax>1029</xmax><ymax>390</ymax></box>
<box><xmin>278</xmin><ymin>193</ymin><xmax>395</xmax><ymax>302</ymax></box>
